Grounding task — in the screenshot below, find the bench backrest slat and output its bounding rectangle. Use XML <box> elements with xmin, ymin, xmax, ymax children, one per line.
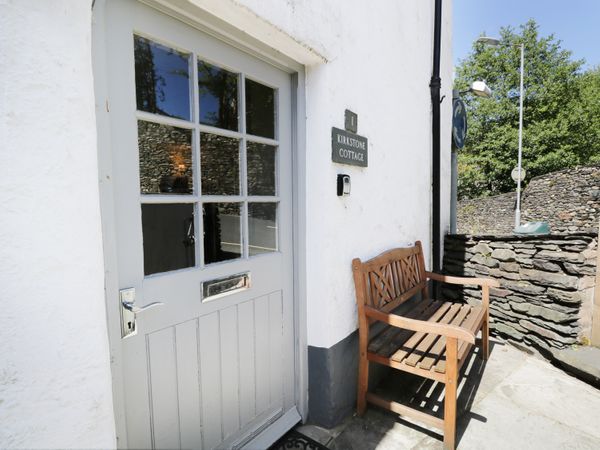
<box><xmin>352</xmin><ymin>241</ymin><xmax>428</xmax><ymax>314</ymax></box>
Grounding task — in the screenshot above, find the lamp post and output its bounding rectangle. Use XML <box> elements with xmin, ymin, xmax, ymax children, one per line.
<box><xmin>476</xmin><ymin>37</ymin><xmax>525</xmax><ymax>229</ymax></box>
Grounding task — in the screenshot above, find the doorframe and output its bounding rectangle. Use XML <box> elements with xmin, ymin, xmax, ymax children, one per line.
<box><xmin>91</xmin><ymin>0</ymin><xmax>308</xmax><ymax>446</ymax></box>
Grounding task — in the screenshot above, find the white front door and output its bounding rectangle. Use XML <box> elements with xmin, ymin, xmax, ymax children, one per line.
<box><xmin>101</xmin><ymin>2</ymin><xmax>298</xmax><ymax>448</ymax></box>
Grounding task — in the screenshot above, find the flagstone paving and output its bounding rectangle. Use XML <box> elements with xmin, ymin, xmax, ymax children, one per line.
<box><xmin>297</xmin><ymin>338</ymin><xmax>600</xmax><ymax>449</ymax></box>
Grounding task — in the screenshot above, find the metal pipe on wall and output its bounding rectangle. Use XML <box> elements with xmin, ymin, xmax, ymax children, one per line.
<box><xmin>430</xmin><ymin>0</ymin><xmax>443</xmax><ymax>277</ymax></box>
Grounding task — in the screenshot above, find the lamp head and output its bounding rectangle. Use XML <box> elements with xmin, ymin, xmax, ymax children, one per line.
<box><xmin>470</xmin><ymin>81</ymin><xmax>492</xmax><ymax>98</ymax></box>
<box><xmin>477</xmin><ymin>36</ymin><xmax>501</xmax><ymax>46</ymax></box>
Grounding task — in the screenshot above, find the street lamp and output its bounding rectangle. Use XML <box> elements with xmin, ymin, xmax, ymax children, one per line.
<box><xmin>476</xmin><ymin>36</ymin><xmax>525</xmax><ymax>229</ymax></box>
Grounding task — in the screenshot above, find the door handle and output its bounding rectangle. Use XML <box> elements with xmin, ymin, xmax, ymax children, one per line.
<box><xmin>119</xmin><ymin>288</ymin><xmax>163</xmax><ymax>338</ymax></box>
<box><xmin>121</xmin><ymin>300</ymin><xmax>164</xmax><ymax>314</ymax></box>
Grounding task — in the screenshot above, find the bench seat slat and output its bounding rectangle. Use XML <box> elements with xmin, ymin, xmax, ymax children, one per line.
<box><xmin>418</xmin><ymin>303</ymin><xmax>472</xmax><ymax>370</ymax></box>
<box><xmin>368</xmin><ymin>299</ymin><xmax>439</xmax><ymax>357</ymax></box>
<box><xmin>389</xmin><ymin>302</ymin><xmax>453</xmax><ymax>364</ymax></box>
<box><xmin>368</xmin><ymin>302</ymin><xmax>485</xmax><ymax>374</ymax></box>
<box><xmin>402</xmin><ymin>303</ymin><xmax>463</xmax><ymax>367</ymax></box>
<box><xmin>434</xmin><ymin>305</ymin><xmax>485</xmax><ymax>373</ymax></box>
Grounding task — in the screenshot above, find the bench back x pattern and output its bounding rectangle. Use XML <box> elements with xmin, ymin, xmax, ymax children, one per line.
<box><xmin>353</xmin><ymin>241</ymin><xmax>429</xmax><ymax>315</ymax></box>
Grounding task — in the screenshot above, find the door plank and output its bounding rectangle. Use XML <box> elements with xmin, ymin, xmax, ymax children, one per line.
<box><xmin>269</xmin><ymin>291</ymin><xmax>284</xmax><ymax>410</ymax></box>
<box><xmin>147</xmin><ymin>327</ymin><xmax>181</xmax><ymax>449</ymax></box>
<box><xmin>254</xmin><ymin>295</ymin><xmax>270</xmax><ymax>415</ymax></box>
<box><xmin>238</xmin><ymin>300</ymin><xmax>257</xmax><ymax>428</ymax></box>
<box><xmin>220</xmin><ymin>306</ymin><xmax>241</xmax><ymax>439</ymax></box>
<box><xmin>199</xmin><ymin>313</ymin><xmax>223</xmax><ymax>449</ymax></box>
<box><xmin>175</xmin><ymin>320</ymin><xmax>203</xmax><ymax>450</ymax></box>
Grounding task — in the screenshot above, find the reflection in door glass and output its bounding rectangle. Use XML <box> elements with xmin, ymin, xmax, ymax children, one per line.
<box><xmin>134</xmin><ymin>35</ymin><xmax>191</xmax><ymax>120</ymax></box>
<box><xmin>141</xmin><ymin>204</ymin><xmax>196</xmax><ymax>275</ymax></box>
<box><xmin>247</xmin><ymin>142</ymin><xmax>276</xmax><ymax>196</ymax></box>
<box><xmin>200</xmin><ymin>134</ymin><xmax>240</xmax><ymax>195</ymax></box>
<box><xmin>245</xmin><ymin>79</ymin><xmax>275</xmax><ymax>138</ymax></box>
<box><xmin>203</xmin><ymin>203</ymin><xmax>242</xmax><ymax>264</ymax></box>
<box><xmin>138</xmin><ymin>121</ymin><xmax>193</xmax><ymax>194</ymax></box>
<box><xmin>248</xmin><ymin>203</ymin><xmax>278</xmax><ymax>256</ymax></box>
<box><xmin>198</xmin><ymin>61</ymin><xmax>239</xmax><ymax>131</ymax></box>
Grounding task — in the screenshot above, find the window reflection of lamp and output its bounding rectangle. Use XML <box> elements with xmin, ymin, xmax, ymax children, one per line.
<box><xmin>159</xmin><ymin>144</ymin><xmax>191</xmax><ymax>193</ymax></box>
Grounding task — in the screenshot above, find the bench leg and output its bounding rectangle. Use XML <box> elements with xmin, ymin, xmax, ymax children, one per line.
<box><xmin>482</xmin><ymin>318</ymin><xmax>490</xmax><ymax>361</ymax></box>
<box><xmin>444</xmin><ymin>337</ymin><xmax>458</xmax><ymax>450</ymax></box>
<box><xmin>357</xmin><ymin>348</ymin><xmax>369</xmax><ymax>416</ymax></box>
<box><xmin>357</xmin><ymin>325</ymin><xmax>369</xmax><ymax>416</ymax></box>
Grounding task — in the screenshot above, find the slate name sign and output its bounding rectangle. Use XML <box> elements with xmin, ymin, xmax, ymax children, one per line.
<box><xmin>331</xmin><ymin>127</ymin><xmax>368</xmax><ymax>167</ymax></box>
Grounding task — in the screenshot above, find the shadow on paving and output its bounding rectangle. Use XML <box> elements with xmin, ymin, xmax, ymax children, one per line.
<box><xmin>328</xmin><ymin>340</ymin><xmax>498</xmax><ymax>449</ymax></box>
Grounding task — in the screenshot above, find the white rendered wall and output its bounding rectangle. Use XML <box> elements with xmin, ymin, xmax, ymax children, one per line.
<box><xmin>0</xmin><ymin>1</ymin><xmax>116</xmax><ymax>448</ymax></box>
<box><xmin>236</xmin><ymin>0</ymin><xmax>454</xmax><ymax>349</ymax></box>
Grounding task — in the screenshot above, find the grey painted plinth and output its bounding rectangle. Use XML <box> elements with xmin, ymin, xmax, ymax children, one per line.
<box><xmin>307</xmin><ymin>331</ymin><xmax>388</xmax><ymax>428</ymax></box>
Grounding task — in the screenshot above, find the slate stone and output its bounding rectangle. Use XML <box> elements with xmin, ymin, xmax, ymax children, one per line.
<box><xmin>492</xmin><ymin>322</ymin><xmax>524</xmax><ymax>341</ymax></box>
<box><xmin>515</xmin><ymin>256</ymin><xmax>533</xmax><ymax>267</ymax></box>
<box><xmin>519</xmin><ymin>319</ymin><xmax>575</xmax><ymax>343</ymax></box>
<box><xmin>536</xmin><ymin>250</ymin><xmax>584</xmax><ymax>263</ymax></box>
<box><xmin>489</xmin><ymin>268</ymin><xmax>520</xmax><ymax>280</ymax></box>
<box><xmin>520</xmin><ymin>269</ymin><xmax>578</xmax><ymax>290</ymax></box>
<box><xmin>491</xmin><ymin>248</ymin><xmax>517</xmax><ymax>261</ymax></box>
<box><xmin>550</xmin><ymin>346</ymin><xmax>600</xmax><ymax>387</ymax></box>
<box><xmin>537</xmin><ymin>244</ymin><xmax>559</xmax><ymax>251</ymax></box>
<box><xmin>503</xmin><ymin>281</ymin><xmax>545</xmax><ymax>295</ymax></box>
<box><xmin>500</xmin><ymin>262</ymin><xmax>520</xmax><ymax>273</ymax></box>
<box><xmin>490</xmin><ymin>287</ymin><xmax>511</xmax><ymax>298</ymax></box>
<box><xmin>472</xmin><ymin>242</ymin><xmax>492</xmax><ymax>255</ymax></box>
<box><xmin>510</xmin><ymin>302</ymin><xmax>573</xmax><ymax>323</ymax></box>
<box><xmin>470</xmin><ymin>254</ymin><xmax>499</xmax><ymax>268</ymax></box>
<box><xmin>563</xmin><ymin>262</ymin><xmax>596</xmax><ymax>276</ymax></box>
<box><xmin>582</xmin><ymin>248</ymin><xmax>597</xmax><ymax>259</ymax></box>
<box><xmin>489</xmin><ymin>242</ymin><xmax>513</xmax><ymax>249</ymax></box>
<box><xmin>545</xmin><ymin>288</ymin><xmax>581</xmax><ymax>304</ymax></box>
<box><xmin>532</xmin><ymin>259</ymin><xmax>561</xmax><ymax>273</ymax></box>
<box><xmin>528</xmin><ymin>316</ymin><xmax>578</xmax><ymax>336</ymax></box>
<box><xmin>513</xmin><ymin>243</ymin><xmax>535</xmax><ymax>249</ymax></box>
<box><xmin>523</xmin><ymin>334</ymin><xmax>552</xmax><ymax>352</ymax></box>
<box><xmin>515</xmin><ymin>248</ymin><xmax>537</xmax><ymax>255</ymax></box>
<box><xmin>465</xmin><ymin>263</ymin><xmax>491</xmax><ymax>274</ymax></box>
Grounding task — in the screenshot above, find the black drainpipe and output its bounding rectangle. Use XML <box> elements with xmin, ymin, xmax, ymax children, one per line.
<box><xmin>430</xmin><ymin>0</ymin><xmax>443</xmax><ymax>285</ymax></box>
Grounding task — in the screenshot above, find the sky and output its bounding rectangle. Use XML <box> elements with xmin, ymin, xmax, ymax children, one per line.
<box><xmin>454</xmin><ymin>0</ymin><xmax>600</xmax><ymax>70</ymax></box>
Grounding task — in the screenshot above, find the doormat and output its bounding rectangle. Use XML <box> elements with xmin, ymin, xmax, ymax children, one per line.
<box><xmin>269</xmin><ymin>429</ymin><xmax>330</xmax><ymax>450</ymax></box>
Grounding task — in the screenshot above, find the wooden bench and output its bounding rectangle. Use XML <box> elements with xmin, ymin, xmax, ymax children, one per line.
<box><xmin>352</xmin><ymin>241</ymin><xmax>499</xmax><ymax>449</ymax></box>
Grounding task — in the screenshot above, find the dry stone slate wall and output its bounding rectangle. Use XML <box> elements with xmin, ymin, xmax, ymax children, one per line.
<box><xmin>457</xmin><ymin>192</ymin><xmax>516</xmax><ymax>235</ymax></box>
<box><xmin>458</xmin><ymin>165</ymin><xmax>600</xmax><ymax>235</ymax></box>
<box><xmin>443</xmin><ymin>233</ymin><xmax>597</xmax><ymax>354</ymax></box>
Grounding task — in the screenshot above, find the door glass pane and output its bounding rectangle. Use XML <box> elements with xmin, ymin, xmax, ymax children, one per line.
<box><xmin>245</xmin><ymin>79</ymin><xmax>275</xmax><ymax>138</ymax></box>
<box><xmin>138</xmin><ymin>121</ymin><xmax>193</xmax><ymax>194</ymax></box>
<box><xmin>248</xmin><ymin>203</ymin><xmax>278</xmax><ymax>256</ymax></box>
<box><xmin>134</xmin><ymin>35</ymin><xmax>191</xmax><ymax>121</ymax></box>
<box><xmin>142</xmin><ymin>204</ymin><xmax>195</xmax><ymax>275</ymax></box>
<box><xmin>198</xmin><ymin>60</ymin><xmax>238</xmax><ymax>131</ymax></box>
<box><xmin>247</xmin><ymin>142</ymin><xmax>276</xmax><ymax>196</ymax></box>
<box><xmin>200</xmin><ymin>134</ymin><xmax>240</xmax><ymax>195</ymax></box>
<box><xmin>203</xmin><ymin>203</ymin><xmax>242</xmax><ymax>264</ymax></box>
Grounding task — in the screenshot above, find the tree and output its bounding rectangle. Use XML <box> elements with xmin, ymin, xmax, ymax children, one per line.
<box><xmin>455</xmin><ymin>20</ymin><xmax>598</xmax><ymax>199</ymax></box>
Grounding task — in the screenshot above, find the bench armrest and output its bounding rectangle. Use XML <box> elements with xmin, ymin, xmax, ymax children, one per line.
<box><xmin>364</xmin><ymin>306</ymin><xmax>476</xmax><ymax>344</ymax></box>
<box><xmin>425</xmin><ymin>271</ymin><xmax>500</xmax><ymax>288</ymax></box>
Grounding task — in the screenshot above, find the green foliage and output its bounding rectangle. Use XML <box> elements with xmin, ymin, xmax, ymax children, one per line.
<box><xmin>455</xmin><ymin>20</ymin><xmax>600</xmax><ymax>199</ymax></box>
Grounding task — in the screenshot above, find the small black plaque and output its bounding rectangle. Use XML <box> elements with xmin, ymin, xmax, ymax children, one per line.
<box><xmin>331</xmin><ymin>127</ymin><xmax>368</xmax><ymax>167</ymax></box>
<box><xmin>344</xmin><ymin>109</ymin><xmax>358</xmax><ymax>133</ymax></box>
